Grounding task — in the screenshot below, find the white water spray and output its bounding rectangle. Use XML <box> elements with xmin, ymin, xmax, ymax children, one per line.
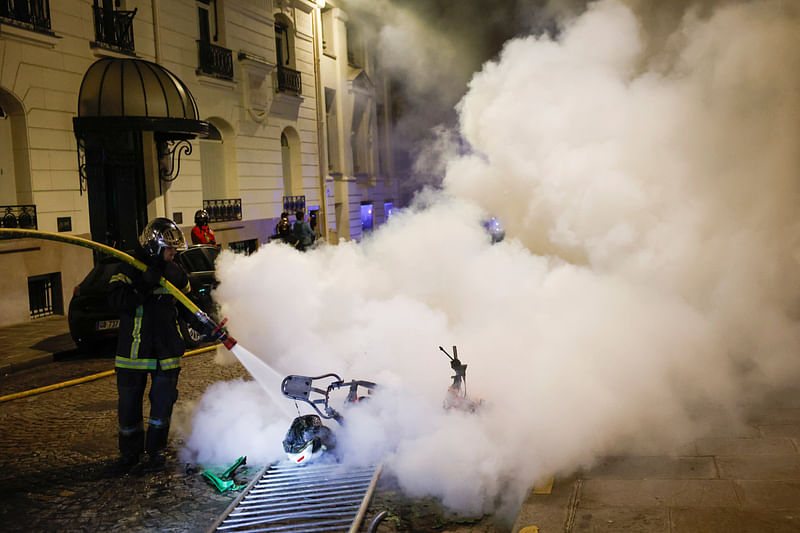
<box><xmin>228</xmin><ymin>344</ymin><xmax>292</xmax><ymax>414</ymax></box>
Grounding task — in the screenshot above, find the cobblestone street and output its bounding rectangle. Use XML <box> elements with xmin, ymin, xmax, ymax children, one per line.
<box><xmin>0</xmin><ymin>350</ymin><xmax>255</xmax><ymax>533</ymax></box>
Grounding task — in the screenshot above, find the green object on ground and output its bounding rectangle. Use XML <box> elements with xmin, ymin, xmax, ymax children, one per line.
<box><xmin>202</xmin><ymin>471</ymin><xmax>245</xmax><ymax>492</ymax></box>
<box><xmin>222</xmin><ymin>456</ymin><xmax>247</xmax><ymax>479</ymax></box>
<box><xmin>201</xmin><ymin>456</ymin><xmax>248</xmax><ymax>492</ymax></box>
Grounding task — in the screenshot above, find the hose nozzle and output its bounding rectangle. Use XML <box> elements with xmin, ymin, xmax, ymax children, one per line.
<box><xmin>195</xmin><ymin>312</ymin><xmax>238</xmax><ymax>350</ymax></box>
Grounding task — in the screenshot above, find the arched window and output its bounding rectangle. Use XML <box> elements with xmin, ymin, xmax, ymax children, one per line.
<box><xmin>199</xmin><ymin>118</ymin><xmax>239</xmax><ymax>201</ymax></box>
<box><xmin>274</xmin><ymin>14</ymin><xmax>294</xmax><ymax>69</ymax></box>
<box><xmin>0</xmin><ymin>89</ymin><xmax>32</xmax><ymax>206</ymax></box>
<box><xmin>280</xmin><ymin>128</ymin><xmax>302</xmax><ymax>197</ymax></box>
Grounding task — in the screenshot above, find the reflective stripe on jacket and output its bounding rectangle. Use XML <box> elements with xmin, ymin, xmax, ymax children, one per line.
<box><xmin>108</xmin><ymin>256</ymin><xmax>191</xmax><ymax>371</ymax></box>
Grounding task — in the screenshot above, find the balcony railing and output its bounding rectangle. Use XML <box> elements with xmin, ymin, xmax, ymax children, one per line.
<box><xmin>0</xmin><ymin>0</ymin><xmax>51</xmax><ymax>33</ymax></box>
<box><xmin>197</xmin><ymin>40</ymin><xmax>233</xmax><ymax>80</ymax></box>
<box><xmin>92</xmin><ymin>4</ymin><xmax>136</xmax><ymax>54</ymax></box>
<box><xmin>276</xmin><ymin>65</ymin><xmax>301</xmax><ymax>95</ymax></box>
<box><xmin>203</xmin><ymin>198</ymin><xmax>242</xmax><ymax>223</ymax></box>
<box><xmin>1</xmin><ymin>204</ymin><xmax>37</xmax><ymax>229</ymax></box>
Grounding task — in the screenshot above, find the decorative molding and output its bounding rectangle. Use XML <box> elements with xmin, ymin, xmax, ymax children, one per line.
<box><xmin>269</xmin><ymin>91</ymin><xmax>304</xmax><ymax>119</ymax></box>
<box><xmin>196</xmin><ymin>71</ymin><xmax>238</xmax><ymax>90</ymax></box>
<box><xmin>226</xmin><ymin>3</ymin><xmax>275</xmax><ymax>25</ymax></box>
<box><xmin>238</xmin><ymin>52</ymin><xmax>275</xmax><ymax>75</ymax></box>
<box><xmin>273</xmin><ymin>92</ymin><xmax>304</xmax><ymax>106</ymax></box>
<box><xmin>291</xmin><ymin>0</ymin><xmax>317</xmax><ymax>14</ymax></box>
<box><xmin>90</xmin><ymin>44</ymin><xmax>138</xmax><ymax>59</ymax></box>
<box><xmin>0</xmin><ymin>23</ymin><xmax>59</xmax><ymax>49</ymax></box>
<box><xmin>295</xmin><ymin>30</ymin><xmax>313</xmax><ymax>43</ymax></box>
<box><xmin>238</xmin><ymin>52</ymin><xmax>275</xmax><ymax>116</ymax></box>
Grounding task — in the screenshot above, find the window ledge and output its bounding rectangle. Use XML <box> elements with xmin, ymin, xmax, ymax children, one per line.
<box><xmin>196</xmin><ymin>71</ymin><xmax>237</xmax><ymax>90</ymax></box>
<box><xmin>273</xmin><ymin>91</ymin><xmax>304</xmax><ymax>104</ymax></box>
<box><xmin>90</xmin><ymin>43</ymin><xmax>137</xmax><ymax>58</ymax></box>
<box><xmin>238</xmin><ymin>52</ymin><xmax>274</xmax><ymax>76</ymax></box>
<box><xmin>0</xmin><ymin>21</ymin><xmax>59</xmax><ymax>48</ymax></box>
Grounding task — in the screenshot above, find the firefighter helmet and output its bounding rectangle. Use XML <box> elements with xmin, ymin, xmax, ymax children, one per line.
<box><xmin>194</xmin><ymin>209</ymin><xmax>210</xmax><ymax>227</ymax></box>
<box><xmin>138</xmin><ymin>217</ymin><xmax>187</xmax><ymax>258</ymax></box>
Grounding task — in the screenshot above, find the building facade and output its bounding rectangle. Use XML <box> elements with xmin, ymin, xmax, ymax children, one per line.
<box><xmin>0</xmin><ymin>0</ymin><xmax>397</xmax><ymax>327</ymax></box>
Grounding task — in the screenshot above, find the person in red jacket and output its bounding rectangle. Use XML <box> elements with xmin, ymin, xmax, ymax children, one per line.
<box><xmin>190</xmin><ymin>209</ymin><xmax>217</xmax><ymax>245</ymax></box>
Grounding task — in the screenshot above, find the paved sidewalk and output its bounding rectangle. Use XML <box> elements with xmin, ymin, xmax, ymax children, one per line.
<box><xmin>0</xmin><ymin>315</ymin><xmax>76</xmax><ymax>374</ymax></box>
<box><xmin>513</xmin><ymin>386</ymin><xmax>800</xmax><ymax>532</ymax></box>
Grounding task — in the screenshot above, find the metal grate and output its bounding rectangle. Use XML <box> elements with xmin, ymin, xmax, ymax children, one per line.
<box><xmin>210</xmin><ymin>462</ymin><xmax>381</xmax><ymax>533</ymax></box>
<box><xmin>28</xmin><ymin>272</ymin><xmax>62</xmax><ymax>319</ymax></box>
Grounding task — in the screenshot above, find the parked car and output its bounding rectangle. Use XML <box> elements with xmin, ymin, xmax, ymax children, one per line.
<box><xmin>67</xmin><ymin>245</ymin><xmax>220</xmax><ymax>352</ymax></box>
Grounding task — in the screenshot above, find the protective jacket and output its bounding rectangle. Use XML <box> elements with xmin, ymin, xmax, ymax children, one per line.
<box><xmin>108</xmin><ymin>251</ymin><xmax>192</xmax><ymax>371</ymax></box>
<box><xmin>191</xmin><ymin>224</ymin><xmax>216</xmax><ymax>245</ymax></box>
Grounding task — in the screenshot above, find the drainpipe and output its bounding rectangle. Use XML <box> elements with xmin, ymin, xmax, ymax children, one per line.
<box><xmin>312</xmin><ymin>2</ymin><xmax>329</xmax><ymax>241</ymax></box>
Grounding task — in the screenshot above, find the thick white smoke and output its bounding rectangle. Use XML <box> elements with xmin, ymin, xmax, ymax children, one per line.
<box><xmin>180</xmin><ymin>0</ymin><xmax>800</xmax><ymax>520</ymax></box>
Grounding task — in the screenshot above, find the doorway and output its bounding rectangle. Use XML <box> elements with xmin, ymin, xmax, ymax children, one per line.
<box><xmin>84</xmin><ymin>130</ymin><xmax>148</xmax><ymax>251</ymax></box>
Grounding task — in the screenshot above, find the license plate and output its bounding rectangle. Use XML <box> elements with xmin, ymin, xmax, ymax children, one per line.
<box><xmin>96</xmin><ymin>319</ymin><xmax>120</xmax><ymax>331</ymax></box>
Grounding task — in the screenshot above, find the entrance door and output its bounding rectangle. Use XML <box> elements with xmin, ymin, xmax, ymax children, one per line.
<box><xmin>84</xmin><ymin>130</ymin><xmax>148</xmax><ymax>251</ymax></box>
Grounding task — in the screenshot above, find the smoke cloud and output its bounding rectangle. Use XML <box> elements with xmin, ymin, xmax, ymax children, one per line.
<box><xmin>179</xmin><ymin>0</ymin><xmax>800</xmax><ymax>521</ymax></box>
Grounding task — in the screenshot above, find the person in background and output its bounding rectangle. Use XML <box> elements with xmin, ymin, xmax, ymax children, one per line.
<box><xmin>293</xmin><ymin>209</ymin><xmax>314</xmax><ymax>252</ymax></box>
<box><xmin>190</xmin><ymin>209</ymin><xmax>216</xmax><ymax>246</ymax></box>
<box><xmin>108</xmin><ymin>218</ymin><xmax>198</xmax><ymax>472</ymax></box>
<box><xmin>308</xmin><ymin>210</ymin><xmax>319</xmax><ymax>241</ymax></box>
<box><xmin>275</xmin><ymin>212</ymin><xmax>295</xmax><ymax>244</ymax></box>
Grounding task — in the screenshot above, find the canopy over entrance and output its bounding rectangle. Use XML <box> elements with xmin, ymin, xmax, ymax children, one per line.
<box><xmin>73</xmin><ymin>57</ymin><xmax>219</xmax><ymax>139</ymax></box>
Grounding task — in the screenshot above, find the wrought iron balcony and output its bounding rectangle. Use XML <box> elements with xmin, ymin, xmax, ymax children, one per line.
<box><xmin>276</xmin><ymin>65</ymin><xmax>301</xmax><ymax>95</ymax></box>
<box><xmin>0</xmin><ymin>0</ymin><xmax>51</xmax><ymax>33</ymax></box>
<box><xmin>92</xmin><ymin>4</ymin><xmax>136</xmax><ymax>54</ymax></box>
<box><xmin>197</xmin><ymin>40</ymin><xmax>234</xmax><ymax>80</ymax></box>
<box><xmin>203</xmin><ymin>199</ymin><xmax>242</xmax><ymax>223</ymax></box>
<box><xmin>1</xmin><ymin>204</ymin><xmax>37</xmax><ymax>229</ymax></box>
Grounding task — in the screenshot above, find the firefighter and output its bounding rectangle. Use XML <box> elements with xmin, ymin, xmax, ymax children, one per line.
<box><xmin>190</xmin><ymin>209</ymin><xmax>217</xmax><ymax>245</ymax></box>
<box><xmin>108</xmin><ymin>217</ymin><xmax>197</xmax><ymax>471</ymax></box>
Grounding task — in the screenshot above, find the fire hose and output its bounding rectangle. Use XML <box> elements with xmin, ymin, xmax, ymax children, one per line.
<box><xmin>0</xmin><ymin>227</ymin><xmax>236</xmax><ymax>349</ymax></box>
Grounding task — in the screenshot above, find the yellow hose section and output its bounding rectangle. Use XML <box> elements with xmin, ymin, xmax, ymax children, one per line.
<box><xmin>0</xmin><ymin>228</ymin><xmax>200</xmax><ymax>314</ymax></box>
<box><xmin>0</xmin><ymin>344</ymin><xmax>219</xmax><ymax>404</ymax></box>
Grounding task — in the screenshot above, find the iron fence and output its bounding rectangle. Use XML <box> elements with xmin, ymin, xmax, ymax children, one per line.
<box><xmin>92</xmin><ymin>4</ymin><xmax>136</xmax><ymax>53</ymax></box>
<box><xmin>1</xmin><ymin>205</ymin><xmax>37</xmax><ymax>229</ymax></box>
<box><xmin>276</xmin><ymin>65</ymin><xmax>301</xmax><ymax>95</ymax></box>
<box><xmin>0</xmin><ymin>0</ymin><xmax>51</xmax><ymax>33</ymax></box>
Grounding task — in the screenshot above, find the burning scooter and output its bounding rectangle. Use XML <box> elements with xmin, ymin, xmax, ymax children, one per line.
<box><xmin>280</xmin><ymin>373</ymin><xmax>377</xmax><ymax>465</ymax></box>
<box><xmin>439</xmin><ymin>345</ymin><xmax>482</xmax><ymax>412</ymax></box>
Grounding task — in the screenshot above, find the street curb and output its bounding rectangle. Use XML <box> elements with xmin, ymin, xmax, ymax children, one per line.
<box><xmin>0</xmin><ymin>353</ymin><xmax>54</xmax><ymax>375</ymax></box>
